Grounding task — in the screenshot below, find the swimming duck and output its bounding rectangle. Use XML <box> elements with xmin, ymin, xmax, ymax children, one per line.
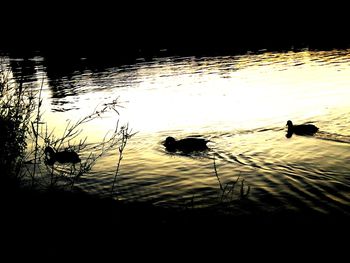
<box><xmin>286</xmin><ymin>120</ymin><xmax>319</xmax><ymax>138</ymax></box>
<box><xmin>44</xmin><ymin>146</ymin><xmax>81</xmax><ymax>165</ymax></box>
<box><xmin>164</xmin><ymin>136</ymin><xmax>209</xmax><ymax>153</ymax></box>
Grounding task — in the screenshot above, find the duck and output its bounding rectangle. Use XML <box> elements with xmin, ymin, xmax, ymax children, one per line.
<box><xmin>286</xmin><ymin>120</ymin><xmax>319</xmax><ymax>138</ymax></box>
<box><xmin>164</xmin><ymin>136</ymin><xmax>209</xmax><ymax>153</ymax></box>
<box><xmin>44</xmin><ymin>146</ymin><xmax>81</xmax><ymax>165</ymax></box>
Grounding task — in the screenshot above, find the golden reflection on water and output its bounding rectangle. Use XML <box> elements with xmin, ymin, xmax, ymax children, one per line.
<box><xmin>36</xmin><ymin>49</ymin><xmax>350</xmax><ymax>158</ymax></box>
<box><xmin>33</xmin><ymin>50</ymin><xmax>350</xmax><ymax>136</ymax></box>
<box><xmin>84</xmin><ymin>49</ymin><xmax>350</xmax><ymax>135</ymax></box>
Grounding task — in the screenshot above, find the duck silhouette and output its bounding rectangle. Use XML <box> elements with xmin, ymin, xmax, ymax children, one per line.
<box><xmin>44</xmin><ymin>146</ymin><xmax>81</xmax><ymax>165</ymax></box>
<box><xmin>164</xmin><ymin>136</ymin><xmax>209</xmax><ymax>153</ymax></box>
<box><xmin>286</xmin><ymin>120</ymin><xmax>319</xmax><ymax>138</ymax></box>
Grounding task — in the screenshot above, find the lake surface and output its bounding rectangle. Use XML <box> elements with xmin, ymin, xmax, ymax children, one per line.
<box><xmin>2</xmin><ymin>48</ymin><xmax>350</xmax><ymax>216</ymax></box>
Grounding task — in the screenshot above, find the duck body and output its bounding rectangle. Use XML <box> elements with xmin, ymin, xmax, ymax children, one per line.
<box><xmin>164</xmin><ymin>136</ymin><xmax>209</xmax><ymax>153</ymax></box>
<box><xmin>286</xmin><ymin>120</ymin><xmax>319</xmax><ymax>137</ymax></box>
<box><xmin>44</xmin><ymin>146</ymin><xmax>81</xmax><ymax>165</ymax></box>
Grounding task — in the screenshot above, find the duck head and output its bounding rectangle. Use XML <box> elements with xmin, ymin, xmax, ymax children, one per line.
<box><xmin>44</xmin><ymin>146</ymin><xmax>56</xmax><ymax>165</ymax></box>
<box><xmin>164</xmin><ymin>136</ymin><xmax>177</xmax><ymax>151</ymax></box>
<box><xmin>164</xmin><ymin>136</ymin><xmax>176</xmax><ymax>146</ymax></box>
<box><xmin>286</xmin><ymin>120</ymin><xmax>294</xmax><ymax>137</ymax></box>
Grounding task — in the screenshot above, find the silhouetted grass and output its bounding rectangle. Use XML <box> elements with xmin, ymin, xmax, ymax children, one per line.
<box><xmin>213</xmin><ymin>156</ymin><xmax>250</xmax><ymax>206</ymax></box>
<box><xmin>0</xmin><ymin>59</ymin><xmax>35</xmax><ymax>186</ymax></box>
<box><xmin>111</xmin><ymin>123</ymin><xmax>135</xmax><ymax>197</ymax></box>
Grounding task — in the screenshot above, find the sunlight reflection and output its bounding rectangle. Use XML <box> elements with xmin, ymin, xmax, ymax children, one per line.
<box><xmin>37</xmin><ymin>49</ymin><xmax>350</xmax><ymax>137</ymax></box>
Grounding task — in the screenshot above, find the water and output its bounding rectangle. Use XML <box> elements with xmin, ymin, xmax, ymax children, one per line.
<box><xmin>2</xmin><ymin>49</ymin><xmax>350</xmax><ymax>216</ymax></box>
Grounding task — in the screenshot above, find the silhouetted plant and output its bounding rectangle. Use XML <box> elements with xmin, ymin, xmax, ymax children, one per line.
<box><xmin>240</xmin><ymin>179</ymin><xmax>250</xmax><ymax>199</ymax></box>
<box><xmin>213</xmin><ymin>156</ymin><xmax>250</xmax><ymax>205</ymax></box>
<box><xmin>0</xmin><ymin>59</ymin><xmax>134</xmax><ymax>192</ymax></box>
<box><xmin>0</xmin><ymin>60</ymin><xmax>36</xmax><ymax>186</ymax></box>
<box><xmin>111</xmin><ymin>123</ymin><xmax>136</xmax><ymax>197</ymax></box>
<box><xmin>30</xmin><ymin>78</ymin><xmax>44</xmax><ymax>186</ymax></box>
<box><xmin>36</xmin><ymin>99</ymin><xmax>132</xmax><ymax>189</ymax></box>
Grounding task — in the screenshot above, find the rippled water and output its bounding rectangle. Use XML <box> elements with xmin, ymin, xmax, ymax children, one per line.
<box><xmin>2</xmin><ymin>49</ymin><xmax>350</xmax><ymax>216</ymax></box>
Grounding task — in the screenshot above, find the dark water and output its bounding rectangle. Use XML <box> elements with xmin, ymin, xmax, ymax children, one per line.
<box><xmin>2</xmin><ymin>49</ymin><xmax>350</xmax><ymax>216</ymax></box>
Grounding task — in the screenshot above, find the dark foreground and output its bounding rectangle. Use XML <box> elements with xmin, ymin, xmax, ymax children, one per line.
<box><xmin>1</xmin><ymin>184</ymin><xmax>348</xmax><ymax>258</ymax></box>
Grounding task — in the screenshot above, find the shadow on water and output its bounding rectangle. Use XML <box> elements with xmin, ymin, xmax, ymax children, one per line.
<box><xmin>9</xmin><ymin>57</ymin><xmax>37</xmax><ymax>83</ymax></box>
<box><xmin>42</xmin><ymin>56</ymin><xmax>86</xmax><ymax>102</ymax></box>
<box><xmin>164</xmin><ymin>148</ymin><xmax>211</xmax><ymax>159</ymax></box>
<box><xmin>4</xmin><ymin>49</ymin><xmax>145</xmax><ymax>110</ymax></box>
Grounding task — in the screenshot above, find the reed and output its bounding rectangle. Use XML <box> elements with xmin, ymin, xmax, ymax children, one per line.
<box><xmin>213</xmin><ymin>156</ymin><xmax>250</xmax><ymax>205</ymax></box>
<box><xmin>111</xmin><ymin>124</ymin><xmax>136</xmax><ymax>197</ymax></box>
<box><xmin>0</xmin><ymin>60</ymin><xmax>36</xmax><ymax>187</ymax></box>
